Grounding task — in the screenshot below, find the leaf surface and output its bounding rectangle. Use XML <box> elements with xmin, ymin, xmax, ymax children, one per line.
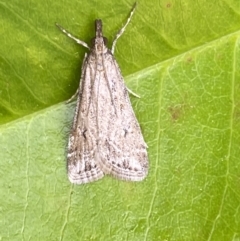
<box><xmin>1</xmin><ymin>0</ymin><xmax>240</xmax><ymax>240</ymax></box>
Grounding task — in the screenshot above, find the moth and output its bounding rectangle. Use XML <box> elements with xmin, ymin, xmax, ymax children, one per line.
<box><xmin>56</xmin><ymin>3</ymin><xmax>148</xmax><ymax>184</ymax></box>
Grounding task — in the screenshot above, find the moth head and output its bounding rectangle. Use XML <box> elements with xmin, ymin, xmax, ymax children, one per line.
<box><xmin>91</xmin><ymin>19</ymin><xmax>108</xmax><ymax>53</ymax></box>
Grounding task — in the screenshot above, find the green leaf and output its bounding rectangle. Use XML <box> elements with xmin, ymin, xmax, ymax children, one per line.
<box><xmin>1</xmin><ymin>0</ymin><xmax>240</xmax><ymax>240</ymax></box>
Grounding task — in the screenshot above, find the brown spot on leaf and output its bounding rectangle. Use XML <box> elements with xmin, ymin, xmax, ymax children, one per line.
<box><xmin>185</xmin><ymin>56</ymin><xmax>194</xmax><ymax>64</ymax></box>
<box><xmin>168</xmin><ymin>105</ymin><xmax>185</xmax><ymax>121</ymax></box>
<box><xmin>166</xmin><ymin>3</ymin><xmax>172</xmax><ymax>8</ymax></box>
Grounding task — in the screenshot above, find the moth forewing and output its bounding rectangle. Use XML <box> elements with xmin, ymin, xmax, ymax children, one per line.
<box><xmin>96</xmin><ymin>55</ymin><xmax>148</xmax><ymax>181</ymax></box>
<box><xmin>67</xmin><ymin>55</ymin><xmax>105</xmax><ymax>184</ymax></box>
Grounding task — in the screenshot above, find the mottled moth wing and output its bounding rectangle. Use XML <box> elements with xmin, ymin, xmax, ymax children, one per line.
<box><xmin>94</xmin><ymin>53</ymin><xmax>148</xmax><ymax>181</ymax></box>
<box><xmin>67</xmin><ymin>56</ymin><xmax>104</xmax><ymax>184</ymax></box>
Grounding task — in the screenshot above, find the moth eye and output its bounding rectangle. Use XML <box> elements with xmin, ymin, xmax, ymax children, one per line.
<box><xmin>91</xmin><ymin>37</ymin><xmax>95</xmax><ymax>47</ymax></box>
<box><xmin>103</xmin><ymin>37</ymin><xmax>108</xmax><ymax>45</ymax></box>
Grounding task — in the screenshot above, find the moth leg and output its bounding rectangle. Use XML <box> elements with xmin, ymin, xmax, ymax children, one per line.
<box><xmin>111</xmin><ymin>2</ymin><xmax>137</xmax><ymax>54</ymax></box>
<box><xmin>55</xmin><ymin>23</ymin><xmax>90</xmax><ymax>50</ymax></box>
<box><xmin>66</xmin><ymin>89</ymin><xmax>79</xmax><ymax>103</ymax></box>
<box><xmin>126</xmin><ymin>87</ymin><xmax>140</xmax><ymax>98</ymax></box>
<box><xmin>66</xmin><ymin>53</ymin><xmax>88</xmax><ymax>103</ymax></box>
